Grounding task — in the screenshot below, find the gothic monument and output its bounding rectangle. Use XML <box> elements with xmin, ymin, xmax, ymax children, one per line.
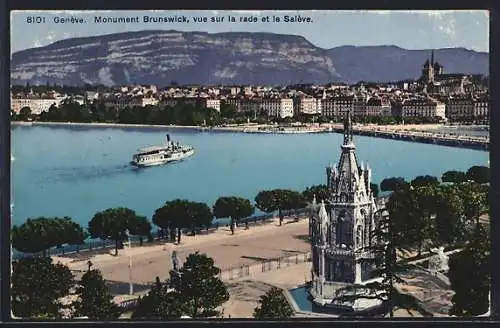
<box><xmin>309</xmin><ymin>111</ymin><xmax>382</xmax><ymax>313</ymax></box>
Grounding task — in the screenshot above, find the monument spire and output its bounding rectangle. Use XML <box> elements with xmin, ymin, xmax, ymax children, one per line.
<box><xmin>343</xmin><ymin>110</ymin><xmax>353</xmax><ymax>145</ymax></box>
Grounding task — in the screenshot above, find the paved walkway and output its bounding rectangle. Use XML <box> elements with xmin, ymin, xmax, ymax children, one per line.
<box><xmin>53</xmin><ymin>218</ymin><xmax>311</xmax><ymax>295</ymax></box>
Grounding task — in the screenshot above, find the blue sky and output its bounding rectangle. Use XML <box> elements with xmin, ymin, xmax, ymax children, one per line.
<box><xmin>10</xmin><ymin>10</ymin><xmax>489</xmax><ymax>54</ymax></box>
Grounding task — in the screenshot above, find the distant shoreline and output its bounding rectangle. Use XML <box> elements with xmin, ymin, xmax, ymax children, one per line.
<box><xmin>10</xmin><ymin>121</ymin><xmax>488</xmax><ymax>151</ymax></box>
<box><xmin>11</xmin><ymin>121</ymin><xmax>211</xmax><ymax>130</ymax></box>
<box><xmin>10</xmin><ymin>121</ymin><xmax>330</xmax><ymax>134</ymax></box>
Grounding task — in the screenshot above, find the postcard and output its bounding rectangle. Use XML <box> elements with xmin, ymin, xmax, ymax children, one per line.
<box><xmin>8</xmin><ymin>9</ymin><xmax>490</xmax><ymax>320</ymax></box>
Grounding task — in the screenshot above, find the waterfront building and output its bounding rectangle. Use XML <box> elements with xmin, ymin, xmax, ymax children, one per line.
<box><xmin>261</xmin><ymin>97</ymin><xmax>294</xmax><ymax>118</ymax></box>
<box><xmin>364</xmin><ymin>96</ymin><xmax>391</xmax><ymax>117</ymax></box>
<box><xmin>203</xmin><ymin>98</ymin><xmax>221</xmax><ymax>112</ymax></box>
<box><xmin>104</xmin><ymin>96</ymin><xmax>159</xmax><ymax>109</ymax></box>
<box><xmin>401</xmin><ymin>97</ymin><xmax>446</xmax><ymax>120</ymax></box>
<box><xmin>10</xmin><ymin>96</ymin><xmax>59</xmax><ymax>114</ymax></box>
<box><xmin>309</xmin><ymin>112</ymin><xmax>382</xmax><ymax>312</ymax></box>
<box><xmin>352</xmin><ymin>94</ymin><xmax>368</xmax><ymax>118</ymax></box>
<box><xmin>446</xmin><ymin>95</ymin><xmax>475</xmax><ymax>122</ymax></box>
<box><xmin>321</xmin><ymin>95</ymin><xmax>354</xmax><ymax>119</ymax></box>
<box><xmin>296</xmin><ymin>96</ymin><xmax>322</xmax><ymax>115</ymax></box>
<box><xmin>473</xmin><ymin>93</ymin><xmax>489</xmax><ymax>123</ymax></box>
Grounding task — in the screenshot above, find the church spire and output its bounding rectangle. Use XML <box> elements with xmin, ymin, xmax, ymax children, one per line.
<box><xmin>431</xmin><ymin>49</ymin><xmax>434</xmax><ymax>65</ymax></box>
<box><xmin>343</xmin><ymin>110</ymin><xmax>353</xmax><ymax>145</ymax></box>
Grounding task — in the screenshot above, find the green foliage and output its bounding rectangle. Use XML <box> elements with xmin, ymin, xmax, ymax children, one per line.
<box><xmin>456</xmin><ymin>183</ymin><xmax>488</xmax><ymax>225</ymax></box>
<box><xmin>16</xmin><ymin>107</ymin><xmax>32</xmax><ymax>121</ymax></box>
<box><xmin>253</xmin><ymin>287</ymin><xmax>294</xmax><ymax>319</ymax></box>
<box><xmin>213</xmin><ymin>196</ymin><xmax>254</xmax><ymax>234</ymax></box>
<box><xmin>171</xmin><ymin>252</ymin><xmax>230</xmax><ymax>317</ymax></box>
<box><xmin>73</xmin><ymin>269</ymin><xmax>122</xmax><ymax>320</ymax></box>
<box><xmin>88</xmin><ymin>207</ymin><xmax>146</xmax><ymax>255</ymax></box>
<box><xmin>387</xmin><ymin>174</ymin><xmax>488</xmax><ymax>254</ymax></box>
<box><xmin>441</xmin><ymin>170</ymin><xmax>467</xmax><ymax>184</ymax></box>
<box><xmin>302</xmin><ymin>184</ymin><xmax>329</xmax><ymax>202</ymax></box>
<box><xmin>410</xmin><ymin>175</ymin><xmax>439</xmax><ymax>188</ymax></box>
<box><xmin>134</xmin><ymin>253</ymin><xmax>229</xmax><ymax>319</ymax></box>
<box><xmin>434</xmin><ymin>186</ymin><xmax>467</xmax><ymax>245</ymax></box>
<box><xmin>153</xmin><ymin>199</ymin><xmax>213</xmax><ymax>243</ymax></box>
<box><xmin>132</xmin><ymin>277</ymin><xmax>188</xmax><ymax>319</ymax></box>
<box><xmin>448</xmin><ymin>224</ymin><xmax>490</xmax><ymax>316</ymax></box>
<box><xmin>128</xmin><ymin>215</ymin><xmax>152</xmax><ymax>245</ymax></box>
<box><xmin>380</xmin><ymin>177</ymin><xmax>409</xmax><ymax>192</ymax></box>
<box><xmin>32</xmin><ymin>98</ymin><xmax>229</xmax><ymax>126</ymax></box>
<box><xmin>11</xmin><ymin>217</ymin><xmax>85</xmax><ymax>255</ymax></box>
<box><xmin>12</xmin><ymin>257</ymin><xmax>74</xmax><ymax>318</ymax></box>
<box><xmin>466</xmin><ymin>166</ymin><xmax>489</xmax><ymax>184</ymax></box>
<box><xmin>255</xmin><ymin>189</ymin><xmax>307</xmax><ymax>226</ymax></box>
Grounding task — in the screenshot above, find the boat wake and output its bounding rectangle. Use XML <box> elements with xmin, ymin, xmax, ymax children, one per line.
<box><xmin>43</xmin><ymin>164</ymin><xmax>137</xmax><ymax>182</ymax></box>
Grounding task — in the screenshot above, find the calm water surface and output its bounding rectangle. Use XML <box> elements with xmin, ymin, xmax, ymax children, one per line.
<box><xmin>11</xmin><ymin>125</ymin><xmax>488</xmax><ymax>227</ymax></box>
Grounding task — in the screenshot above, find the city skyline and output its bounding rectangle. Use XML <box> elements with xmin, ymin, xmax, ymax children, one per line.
<box><xmin>10</xmin><ymin>10</ymin><xmax>489</xmax><ymax>54</ymax></box>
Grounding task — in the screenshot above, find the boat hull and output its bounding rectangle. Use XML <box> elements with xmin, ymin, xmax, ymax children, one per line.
<box><xmin>131</xmin><ymin>149</ymin><xmax>194</xmax><ymax>168</ymax></box>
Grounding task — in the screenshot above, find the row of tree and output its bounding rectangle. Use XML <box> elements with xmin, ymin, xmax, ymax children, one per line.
<box><xmin>12</xmin><ymin>188</ymin><xmax>314</xmax><ymax>256</ymax></box>
<box><xmin>13</xmin><ymin>166</ymin><xmax>487</xmax><ymax>257</ymax></box>
<box><xmin>11</xmin><ymin>100</ymin><xmax>272</xmax><ymax>126</ymax></box>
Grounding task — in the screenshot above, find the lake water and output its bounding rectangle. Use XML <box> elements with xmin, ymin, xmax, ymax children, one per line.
<box><xmin>11</xmin><ymin>125</ymin><xmax>488</xmax><ymax>228</ymax></box>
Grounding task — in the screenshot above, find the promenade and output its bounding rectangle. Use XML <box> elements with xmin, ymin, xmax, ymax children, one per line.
<box><xmin>53</xmin><ymin>217</ymin><xmax>311</xmax><ymax>296</ymax></box>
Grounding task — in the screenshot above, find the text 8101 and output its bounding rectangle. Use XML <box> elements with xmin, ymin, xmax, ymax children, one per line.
<box><xmin>26</xmin><ymin>16</ymin><xmax>46</xmax><ymax>24</ymax></box>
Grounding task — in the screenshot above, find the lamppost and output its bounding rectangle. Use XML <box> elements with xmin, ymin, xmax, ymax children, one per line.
<box><xmin>125</xmin><ymin>229</ymin><xmax>133</xmax><ymax>295</ymax></box>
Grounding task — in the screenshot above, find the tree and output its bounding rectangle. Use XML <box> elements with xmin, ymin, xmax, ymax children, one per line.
<box><xmin>132</xmin><ymin>277</ymin><xmax>188</xmax><ymax>319</ymax></box>
<box><xmin>170</xmin><ymin>252</ymin><xmax>229</xmax><ymax>318</ymax></box>
<box><xmin>335</xmin><ymin>209</ymin><xmax>432</xmax><ymax>318</ymax></box>
<box><xmin>88</xmin><ymin>207</ymin><xmax>144</xmax><ymax>256</ymax></box>
<box><xmin>213</xmin><ymin>196</ymin><xmax>255</xmax><ymax>234</ymax></box>
<box><xmin>448</xmin><ymin>224</ymin><xmax>490</xmax><ymax>316</ymax></box>
<box><xmin>73</xmin><ymin>269</ymin><xmax>122</xmax><ymax>320</ymax></box>
<box><xmin>410</xmin><ymin>175</ymin><xmax>439</xmax><ymax>188</ymax></box>
<box><xmin>128</xmin><ymin>216</ymin><xmax>152</xmax><ymax>246</ymax></box>
<box><xmin>380</xmin><ymin>177</ymin><xmax>409</xmax><ymax>192</ymax></box>
<box><xmin>253</xmin><ymin>287</ymin><xmax>294</xmax><ymax>319</ymax></box>
<box><xmin>466</xmin><ymin>166</ymin><xmax>489</xmax><ymax>184</ymax></box>
<box><xmin>153</xmin><ymin>200</ymin><xmax>211</xmax><ymax>243</ymax></box>
<box><xmin>302</xmin><ymin>184</ymin><xmax>329</xmax><ymax>202</ymax></box>
<box><xmin>12</xmin><ymin>217</ymin><xmax>85</xmax><ymax>256</ymax></box>
<box><xmin>458</xmin><ymin>184</ymin><xmax>488</xmax><ymax>226</ymax></box>
<box><xmin>12</xmin><ymin>257</ymin><xmax>74</xmax><ymax>318</ymax></box>
<box><xmin>386</xmin><ymin>186</ymin><xmax>429</xmax><ymax>254</ymax></box>
<box><xmin>434</xmin><ymin>186</ymin><xmax>467</xmax><ymax>246</ymax></box>
<box><xmin>18</xmin><ymin>107</ymin><xmax>32</xmax><ymax>121</ymax></box>
<box><xmin>255</xmin><ymin>189</ymin><xmax>307</xmax><ymax>226</ymax></box>
<box><xmin>441</xmin><ymin>170</ymin><xmax>467</xmax><ymax>184</ymax></box>
<box><xmin>411</xmin><ymin>185</ymin><xmax>439</xmax><ymax>255</ymax></box>
<box><xmin>188</xmin><ymin>202</ymin><xmax>213</xmax><ymax>235</ymax></box>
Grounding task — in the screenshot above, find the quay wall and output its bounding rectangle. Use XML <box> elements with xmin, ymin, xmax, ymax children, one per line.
<box><xmin>329</xmin><ymin>127</ymin><xmax>489</xmax><ymax>151</ymax></box>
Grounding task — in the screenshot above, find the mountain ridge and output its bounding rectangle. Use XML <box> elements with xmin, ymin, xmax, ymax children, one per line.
<box><xmin>11</xmin><ymin>30</ymin><xmax>488</xmax><ymax>86</ymax></box>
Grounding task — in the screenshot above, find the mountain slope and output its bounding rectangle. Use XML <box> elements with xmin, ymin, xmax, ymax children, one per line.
<box><xmin>11</xmin><ymin>30</ymin><xmax>340</xmax><ymax>86</ymax></box>
<box><xmin>11</xmin><ymin>31</ymin><xmax>488</xmax><ymax>86</ymax></box>
<box><xmin>327</xmin><ymin>45</ymin><xmax>488</xmax><ymax>83</ymax></box>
